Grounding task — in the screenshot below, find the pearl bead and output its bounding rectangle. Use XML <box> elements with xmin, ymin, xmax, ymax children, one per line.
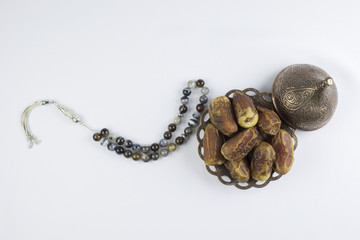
<box><xmin>175</xmin><ymin>137</ymin><xmax>184</xmax><ymax>145</ymax></box>
<box><xmin>115</xmin><ymin>146</ymin><xmax>125</xmax><ymax>154</ymax></box>
<box><xmin>184</xmin><ymin>127</ymin><xmax>193</xmax><ymax>135</ymax></box>
<box><xmin>173</xmin><ymin>116</ymin><xmax>181</xmax><ymax>125</ymax></box>
<box><xmin>196</xmin><ymin>104</ymin><xmax>205</xmax><ymax>112</ymax></box>
<box><xmin>107</xmin><ymin>143</ymin><xmax>117</xmax><ymax>151</ymax></box>
<box><xmin>132</xmin><ymin>144</ymin><xmax>141</xmax><ymax>152</ymax></box>
<box><xmin>160</xmin><ymin>148</ymin><xmax>169</xmax><ymax>157</ymax></box>
<box><xmin>179</xmin><ymin>105</ymin><xmax>187</xmax><ymax>114</ymax></box>
<box><xmin>168</xmin><ymin>123</ymin><xmax>177</xmax><ymax>132</ymax></box>
<box><xmin>183</xmin><ymin>88</ymin><xmax>191</xmax><ymax>96</ymax></box>
<box><xmin>132</xmin><ymin>152</ymin><xmax>141</xmax><ymax>160</ymax></box>
<box><xmin>116</xmin><ymin>137</ymin><xmax>125</xmax><ymax>145</ymax></box>
<box><xmin>163</xmin><ymin>131</ymin><xmax>172</xmax><ymax>140</ymax></box>
<box><xmin>124</xmin><ymin>150</ymin><xmax>132</xmax><ymax>158</ymax></box>
<box><xmin>150</xmin><ymin>152</ymin><xmax>159</xmax><ymax>160</ymax></box>
<box><xmin>201</xmin><ymin>87</ymin><xmax>209</xmax><ymax>95</ymax></box>
<box><xmin>93</xmin><ymin>133</ymin><xmax>101</xmax><ymax>141</ymax></box>
<box><xmin>178</xmin><ymin>113</ymin><xmax>184</xmax><ymax>118</ymax></box>
<box><xmin>181</xmin><ymin>134</ymin><xmax>189</xmax><ymax>141</ymax></box>
<box><xmin>196</xmin><ymin>79</ymin><xmax>205</xmax><ymax>87</ymax></box>
<box><xmin>187</xmin><ymin>80</ymin><xmax>196</xmax><ymax>89</ymax></box>
<box><xmin>199</xmin><ymin>95</ymin><xmax>208</xmax><ymax>104</ymax></box>
<box><xmin>159</xmin><ymin>139</ymin><xmax>168</xmax><ymax>147</ymax></box>
<box><xmin>141</xmin><ymin>154</ymin><xmax>150</xmax><ymax>162</ymax></box>
<box><xmin>140</xmin><ymin>146</ymin><xmax>150</xmax><ymax>153</ymax></box>
<box><xmin>100</xmin><ymin>128</ymin><xmax>110</xmax><ymax>137</ymax></box>
<box><xmin>151</xmin><ymin>143</ymin><xmax>160</xmax><ymax>152</ymax></box>
<box><xmin>124</xmin><ymin>140</ymin><xmax>133</xmax><ymax>148</ymax></box>
<box><xmin>168</xmin><ymin>143</ymin><xmax>177</xmax><ymax>152</ymax></box>
<box><xmin>181</xmin><ymin>96</ymin><xmax>189</xmax><ymax>105</ymax></box>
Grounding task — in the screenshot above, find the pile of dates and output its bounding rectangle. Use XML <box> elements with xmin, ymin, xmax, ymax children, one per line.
<box><xmin>203</xmin><ymin>91</ymin><xmax>294</xmax><ymax>183</ymax></box>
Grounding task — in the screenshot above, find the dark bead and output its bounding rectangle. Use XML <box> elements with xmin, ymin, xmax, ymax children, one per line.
<box><xmin>199</xmin><ymin>95</ymin><xmax>208</xmax><ymax>104</ymax></box>
<box><xmin>188</xmin><ymin>118</ymin><xmax>199</xmax><ymax>127</ymax></box>
<box><xmin>163</xmin><ymin>131</ymin><xmax>172</xmax><ymax>140</ymax></box>
<box><xmin>150</xmin><ymin>152</ymin><xmax>159</xmax><ymax>160</ymax></box>
<box><xmin>132</xmin><ymin>152</ymin><xmax>141</xmax><ymax>160</ymax></box>
<box><xmin>115</xmin><ymin>146</ymin><xmax>125</xmax><ymax>155</ymax></box>
<box><xmin>168</xmin><ymin>123</ymin><xmax>177</xmax><ymax>132</ymax></box>
<box><xmin>175</xmin><ymin>136</ymin><xmax>185</xmax><ymax>145</ymax></box>
<box><xmin>181</xmin><ymin>133</ymin><xmax>189</xmax><ymax>141</ymax></box>
<box><xmin>193</xmin><ymin>111</ymin><xmax>201</xmax><ymax>119</ymax></box>
<box><xmin>184</xmin><ymin>127</ymin><xmax>193</xmax><ymax>135</ymax></box>
<box><xmin>181</xmin><ymin>96</ymin><xmax>189</xmax><ymax>105</ymax></box>
<box><xmin>124</xmin><ymin>150</ymin><xmax>132</xmax><ymax>158</ymax></box>
<box><xmin>183</xmin><ymin>88</ymin><xmax>191</xmax><ymax>96</ymax></box>
<box><xmin>93</xmin><ymin>133</ymin><xmax>101</xmax><ymax>141</ymax></box>
<box><xmin>140</xmin><ymin>146</ymin><xmax>150</xmax><ymax>153</ymax></box>
<box><xmin>151</xmin><ymin>143</ymin><xmax>160</xmax><ymax>152</ymax></box>
<box><xmin>107</xmin><ymin>143</ymin><xmax>116</xmax><ymax>151</ymax></box>
<box><xmin>196</xmin><ymin>79</ymin><xmax>205</xmax><ymax>87</ymax></box>
<box><xmin>100</xmin><ymin>128</ymin><xmax>109</xmax><ymax>137</ymax></box>
<box><xmin>124</xmin><ymin>140</ymin><xmax>133</xmax><ymax>148</ymax></box>
<box><xmin>116</xmin><ymin>137</ymin><xmax>125</xmax><ymax>145</ymax></box>
<box><xmin>196</xmin><ymin>104</ymin><xmax>205</xmax><ymax>112</ymax></box>
<box><xmin>132</xmin><ymin>144</ymin><xmax>141</xmax><ymax>152</ymax></box>
<box><xmin>179</xmin><ymin>105</ymin><xmax>188</xmax><ymax>114</ymax></box>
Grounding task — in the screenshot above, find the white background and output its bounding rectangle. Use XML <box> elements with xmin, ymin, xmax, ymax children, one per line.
<box><xmin>1</xmin><ymin>0</ymin><xmax>360</xmax><ymax>239</ymax></box>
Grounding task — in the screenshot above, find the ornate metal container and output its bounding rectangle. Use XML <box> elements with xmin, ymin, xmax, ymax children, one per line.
<box><xmin>272</xmin><ymin>64</ymin><xmax>338</xmax><ymax>131</ymax></box>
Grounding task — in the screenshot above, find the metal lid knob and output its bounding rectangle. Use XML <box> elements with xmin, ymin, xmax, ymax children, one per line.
<box><xmin>272</xmin><ymin>64</ymin><xmax>338</xmax><ymax>131</ymax></box>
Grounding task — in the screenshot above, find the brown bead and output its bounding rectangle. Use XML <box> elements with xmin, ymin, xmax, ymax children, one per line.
<box><xmin>175</xmin><ymin>136</ymin><xmax>184</xmax><ymax>145</ymax></box>
<box><xmin>132</xmin><ymin>152</ymin><xmax>141</xmax><ymax>160</ymax></box>
<box><xmin>100</xmin><ymin>128</ymin><xmax>109</xmax><ymax>137</ymax></box>
<box><xmin>163</xmin><ymin>131</ymin><xmax>172</xmax><ymax>140</ymax></box>
<box><xmin>168</xmin><ymin>143</ymin><xmax>177</xmax><ymax>152</ymax></box>
<box><xmin>196</xmin><ymin>79</ymin><xmax>205</xmax><ymax>87</ymax></box>
<box><xmin>168</xmin><ymin>123</ymin><xmax>177</xmax><ymax>132</ymax></box>
<box><xmin>151</xmin><ymin>143</ymin><xmax>160</xmax><ymax>152</ymax></box>
<box><xmin>179</xmin><ymin>105</ymin><xmax>188</xmax><ymax>114</ymax></box>
<box><xmin>93</xmin><ymin>133</ymin><xmax>101</xmax><ymax>141</ymax></box>
<box><xmin>196</xmin><ymin>104</ymin><xmax>205</xmax><ymax>112</ymax></box>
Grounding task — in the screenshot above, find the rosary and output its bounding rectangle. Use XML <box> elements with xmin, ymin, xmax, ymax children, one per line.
<box><xmin>22</xmin><ymin>64</ymin><xmax>338</xmax><ymax>190</ymax></box>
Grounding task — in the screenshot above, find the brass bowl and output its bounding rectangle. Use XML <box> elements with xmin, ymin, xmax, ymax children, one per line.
<box><xmin>196</xmin><ymin>88</ymin><xmax>298</xmax><ymax>190</ymax></box>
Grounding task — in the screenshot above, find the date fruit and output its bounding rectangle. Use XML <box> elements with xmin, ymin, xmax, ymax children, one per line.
<box><xmin>209</xmin><ymin>96</ymin><xmax>238</xmax><ymax>136</ymax></box>
<box><xmin>203</xmin><ymin>123</ymin><xmax>226</xmax><ymax>166</ymax></box>
<box><xmin>256</xmin><ymin>106</ymin><xmax>281</xmax><ymax>135</ymax></box>
<box><xmin>251</xmin><ymin>142</ymin><xmax>276</xmax><ymax>181</ymax></box>
<box><xmin>233</xmin><ymin>91</ymin><xmax>259</xmax><ymax>128</ymax></box>
<box><xmin>225</xmin><ymin>159</ymin><xmax>250</xmax><ymax>183</ymax></box>
<box><xmin>221</xmin><ymin>127</ymin><xmax>260</xmax><ymax>161</ymax></box>
<box><xmin>272</xmin><ymin>129</ymin><xmax>294</xmax><ymax>175</ymax></box>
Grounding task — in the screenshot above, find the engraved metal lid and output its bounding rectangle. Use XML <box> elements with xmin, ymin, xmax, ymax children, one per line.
<box><xmin>272</xmin><ymin>64</ymin><xmax>338</xmax><ymax>131</ymax></box>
